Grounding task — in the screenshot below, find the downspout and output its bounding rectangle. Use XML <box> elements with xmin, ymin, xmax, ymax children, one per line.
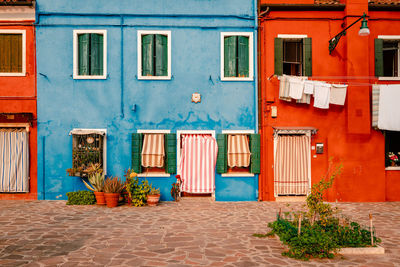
<box><xmin>42</xmin><ymin>136</ymin><xmax>45</xmax><ymax>200</ymax></box>
<box><xmin>120</xmin><ymin>16</ymin><xmax>125</xmax><ymax>118</ymax></box>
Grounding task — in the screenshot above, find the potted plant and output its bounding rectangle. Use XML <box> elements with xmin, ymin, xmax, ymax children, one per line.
<box><xmin>82</xmin><ymin>172</ymin><xmax>106</xmax><ymax>205</ymax></box>
<box><xmin>103</xmin><ymin>176</ymin><xmax>125</xmax><ymax>208</ymax></box>
<box><xmin>147</xmin><ymin>187</ymin><xmax>161</xmax><ymax>206</ymax></box>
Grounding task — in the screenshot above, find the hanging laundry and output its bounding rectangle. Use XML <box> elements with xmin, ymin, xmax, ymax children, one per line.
<box><xmin>378</xmin><ymin>84</ymin><xmax>400</xmax><ymax>131</ymax></box>
<box><xmin>303</xmin><ymin>80</ymin><xmax>314</xmax><ymax>95</ymax></box>
<box><xmin>371</xmin><ymin>84</ymin><xmax>380</xmax><ymax>128</ymax></box>
<box><xmin>296</xmin><ymin>92</ymin><xmax>311</xmax><ymax>104</ymax></box>
<box><xmin>329</xmin><ymin>84</ymin><xmax>348</xmax><ymax>105</ymax></box>
<box><xmin>179</xmin><ymin>134</ymin><xmax>218</xmax><ymax>194</ymax></box>
<box><xmin>288</xmin><ymin>77</ymin><xmax>305</xmax><ymax>100</ymax></box>
<box><xmin>313</xmin><ymin>82</ymin><xmax>331</xmax><ymax>109</ymax></box>
<box><xmin>278</xmin><ymin>75</ymin><xmax>291</xmax><ymax>102</ymax></box>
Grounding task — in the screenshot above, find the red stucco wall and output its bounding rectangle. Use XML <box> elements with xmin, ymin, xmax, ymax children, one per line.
<box><xmin>0</xmin><ymin>25</ymin><xmax>37</xmax><ymax>200</ymax></box>
<box><xmin>259</xmin><ymin>1</ymin><xmax>400</xmax><ymax>201</ymax></box>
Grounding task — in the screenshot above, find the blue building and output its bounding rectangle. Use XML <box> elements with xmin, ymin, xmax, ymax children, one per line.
<box><xmin>36</xmin><ymin>0</ymin><xmax>259</xmax><ymax>201</ymax></box>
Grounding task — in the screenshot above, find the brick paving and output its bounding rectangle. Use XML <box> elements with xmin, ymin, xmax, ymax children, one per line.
<box><xmin>1</xmin><ymin>199</ymin><xmax>400</xmax><ymax>266</ymax></box>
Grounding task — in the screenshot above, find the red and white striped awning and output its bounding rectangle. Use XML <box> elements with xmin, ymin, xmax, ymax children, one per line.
<box><xmin>141</xmin><ymin>134</ymin><xmax>165</xmax><ymax>168</ymax></box>
<box><xmin>227</xmin><ymin>134</ymin><xmax>250</xmax><ymax>168</ymax></box>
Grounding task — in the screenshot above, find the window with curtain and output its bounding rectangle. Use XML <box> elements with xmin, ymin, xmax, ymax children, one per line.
<box><xmin>0</xmin><ymin>33</ymin><xmax>23</xmax><ymax>74</ymax></box>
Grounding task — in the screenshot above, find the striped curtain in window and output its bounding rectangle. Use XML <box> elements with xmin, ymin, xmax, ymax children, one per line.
<box><xmin>141</xmin><ymin>134</ymin><xmax>165</xmax><ymax>167</ymax></box>
<box><xmin>0</xmin><ymin>129</ymin><xmax>29</xmax><ymax>192</ymax></box>
<box><xmin>180</xmin><ymin>135</ymin><xmax>218</xmax><ymax>193</ymax></box>
<box><xmin>274</xmin><ymin>135</ymin><xmax>310</xmax><ymax>196</ymax></box>
<box><xmin>227</xmin><ymin>134</ymin><xmax>251</xmax><ymax>167</ymax></box>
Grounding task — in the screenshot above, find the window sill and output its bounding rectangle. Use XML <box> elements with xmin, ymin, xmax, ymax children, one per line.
<box><xmin>138</xmin><ymin>75</ymin><xmax>171</xmax><ymax>80</ymax></box>
<box><xmin>378</xmin><ymin>77</ymin><xmax>400</xmax><ymax>81</ymax></box>
<box><xmin>73</xmin><ymin>75</ymin><xmax>107</xmax><ymax>80</ymax></box>
<box><xmin>385</xmin><ymin>166</ymin><xmax>400</xmax><ymax>171</ymax></box>
<box><xmin>221</xmin><ymin>77</ymin><xmax>254</xmax><ymax>82</ymax></box>
<box><xmin>221</xmin><ymin>173</ymin><xmax>254</xmax><ymax>177</ymax></box>
<box><xmin>137</xmin><ymin>173</ymin><xmax>171</xmax><ymax>177</ymax></box>
<box><xmin>0</xmin><ymin>72</ymin><xmax>26</xmax><ymax>77</ymax></box>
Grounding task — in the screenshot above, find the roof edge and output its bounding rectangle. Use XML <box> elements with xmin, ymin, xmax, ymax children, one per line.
<box><xmin>261</xmin><ymin>3</ymin><xmax>345</xmax><ymax>11</ymax></box>
<box><xmin>0</xmin><ymin>1</ymin><xmax>34</xmax><ymax>6</ymax></box>
<box><xmin>369</xmin><ymin>4</ymin><xmax>400</xmax><ymax>11</ymax></box>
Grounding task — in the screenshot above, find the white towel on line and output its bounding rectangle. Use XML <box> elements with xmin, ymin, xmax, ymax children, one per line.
<box><xmin>330</xmin><ymin>84</ymin><xmax>347</xmax><ymax>105</ymax></box>
<box><xmin>378</xmin><ymin>84</ymin><xmax>400</xmax><ymax>131</ymax></box>
<box><xmin>313</xmin><ymin>82</ymin><xmax>331</xmax><ymax>109</ymax></box>
<box><xmin>288</xmin><ymin>77</ymin><xmax>304</xmax><ymax>100</ymax></box>
<box><xmin>304</xmin><ymin>80</ymin><xmax>314</xmax><ymax>95</ymax></box>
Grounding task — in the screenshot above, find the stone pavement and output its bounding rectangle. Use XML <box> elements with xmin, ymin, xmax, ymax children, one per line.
<box><xmin>1</xmin><ymin>199</ymin><xmax>400</xmax><ymax>267</ymax></box>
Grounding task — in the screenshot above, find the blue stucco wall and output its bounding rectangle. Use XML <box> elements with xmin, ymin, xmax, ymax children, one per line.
<box><xmin>36</xmin><ymin>0</ymin><xmax>258</xmax><ymax>201</ymax></box>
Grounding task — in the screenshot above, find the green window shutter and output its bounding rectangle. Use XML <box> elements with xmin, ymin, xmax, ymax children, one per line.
<box><xmin>155</xmin><ymin>34</ymin><xmax>168</xmax><ymax>76</ymax></box>
<box><xmin>78</xmin><ymin>34</ymin><xmax>89</xmax><ymax>75</ymax></box>
<box><xmin>274</xmin><ymin>38</ymin><xmax>283</xmax><ymax>76</ymax></box>
<box><xmin>131</xmin><ymin>133</ymin><xmax>143</xmax><ymax>174</ymax></box>
<box><xmin>142</xmin><ymin>34</ymin><xmax>154</xmax><ymax>76</ymax></box>
<box><xmin>165</xmin><ymin>133</ymin><xmax>177</xmax><ymax>174</ymax></box>
<box><xmin>90</xmin><ymin>33</ymin><xmax>104</xmax><ymax>76</ymax></box>
<box><xmin>303</xmin><ymin>38</ymin><xmax>312</xmax><ymax>77</ymax></box>
<box><xmin>216</xmin><ymin>134</ymin><xmax>227</xmax><ymax>174</ymax></box>
<box><xmin>250</xmin><ymin>134</ymin><xmax>260</xmax><ymax>174</ymax></box>
<box><xmin>238</xmin><ymin>36</ymin><xmax>249</xmax><ymax>78</ymax></box>
<box><xmin>224</xmin><ymin>36</ymin><xmax>237</xmax><ymax>77</ymax></box>
<box><xmin>375</xmin><ymin>38</ymin><xmax>384</xmax><ymax>77</ymax></box>
<box><xmin>0</xmin><ymin>34</ymin><xmax>10</xmax><ymax>72</ymax></box>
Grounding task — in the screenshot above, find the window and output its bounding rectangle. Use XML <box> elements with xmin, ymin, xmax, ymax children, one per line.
<box><xmin>0</xmin><ymin>30</ymin><xmax>26</xmax><ymax>76</ymax></box>
<box><xmin>216</xmin><ymin>131</ymin><xmax>260</xmax><ymax>176</ymax></box>
<box><xmin>73</xmin><ymin>30</ymin><xmax>107</xmax><ymax>79</ymax></box>
<box><xmin>137</xmin><ymin>31</ymin><xmax>171</xmax><ymax>80</ymax></box>
<box><xmin>132</xmin><ymin>130</ymin><xmax>175</xmax><ymax>177</ymax></box>
<box><xmin>221</xmin><ymin>32</ymin><xmax>253</xmax><ymax>81</ymax></box>
<box><xmin>385</xmin><ymin>131</ymin><xmax>400</xmax><ymax>168</ymax></box>
<box><xmin>375</xmin><ymin>36</ymin><xmax>400</xmax><ymax>79</ymax></box>
<box><xmin>68</xmin><ymin>129</ymin><xmax>107</xmax><ymax>177</ymax></box>
<box><xmin>274</xmin><ymin>35</ymin><xmax>312</xmax><ymax>77</ymax></box>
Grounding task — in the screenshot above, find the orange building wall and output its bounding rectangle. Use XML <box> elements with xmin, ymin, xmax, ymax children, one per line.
<box><xmin>259</xmin><ymin>3</ymin><xmax>400</xmax><ymax>202</ymax></box>
<box><xmin>0</xmin><ymin>25</ymin><xmax>37</xmax><ymax>200</ymax></box>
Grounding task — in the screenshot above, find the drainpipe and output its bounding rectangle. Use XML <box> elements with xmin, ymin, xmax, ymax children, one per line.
<box><xmin>120</xmin><ymin>16</ymin><xmax>125</xmax><ymax>119</ymax></box>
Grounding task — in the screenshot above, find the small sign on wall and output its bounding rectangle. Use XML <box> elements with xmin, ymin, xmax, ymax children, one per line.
<box><xmin>192</xmin><ymin>93</ymin><xmax>201</xmax><ymax>103</ymax></box>
<box><xmin>316</xmin><ymin>143</ymin><xmax>324</xmax><ymax>154</ymax></box>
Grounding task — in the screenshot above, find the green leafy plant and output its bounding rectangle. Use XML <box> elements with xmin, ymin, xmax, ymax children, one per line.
<box><xmin>82</xmin><ymin>172</ymin><xmax>105</xmax><ymax>192</ymax></box>
<box><xmin>66</xmin><ymin>190</ymin><xmax>95</xmax><ymax>205</ymax></box>
<box><xmin>103</xmin><ymin>176</ymin><xmax>125</xmax><ymax>193</ymax></box>
<box><xmin>131</xmin><ymin>179</ymin><xmax>151</xmax><ymax>207</ymax></box>
<box><xmin>149</xmin><ymin>187</ymin><xmax>160</xmax><ymax>195</ymax></box>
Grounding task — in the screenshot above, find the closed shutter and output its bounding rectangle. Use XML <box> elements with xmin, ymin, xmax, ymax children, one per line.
<box><xmin>78</xmin><ymin>34</ymin><xmax>90</xmax><ymax>75</ymax></box>
<box><xmin>238</xmin><ymin>36</ymin><xmax>249</xmax><ymax>77</ymax></box>
<box><xmin>142</xmin><ymin>34</ymin><xmax>154</xmax><ymax>76</ymax></box>
<box><xmin>250</xmin><ymin>134</ymin><xmax>260</xmax><ymax>174</ymax></box>
<box><xmin>90</xmin><ymin>33</ymin><xmax>103</xmax><ymax>76</ymax></box>
<box><xmin>303</xmin><ymin>38</ymin><xmax>312</xmax><ymax>77</ymax></box>
<box><xmin>375</xmin><ymin>38</ymin><xmax>384</xmax><ymax>77</ymax></box>
<box><xmin>216</xmin><ymin>134</ymin><xmax>227</xmax><ymax>174</ymax></box>
<box><xmin>274</xmin><ymin>38</ymin><xmax>283</xmax><ymax>76</ymax></box>
<box><xmin>0</xmin><ymin>34</ymin><xmax>11</xmax><ymax>72</ymax></box>
<box><xmin>155</xmin><ymin>34</ymin><xmax>168</xmax><ymax>76</ymax></box>
<box><xmin>224</xmin><ymin>36</ymin><xmax>237</xmax><ymax>77</ymax></box>
<box><xmin>165</xmin><ymin>133</ymin><xmax>176</xmax><ymax>174</ymax></box>
<box><xmin>131</xmin><ymin>133</ymin><xmax>143</xmax><ymax>174</ymax></box>
<box><xmin>0</xmin><ymin>34</ymin><xmax>22</xmax><ymax>73</ymax></box>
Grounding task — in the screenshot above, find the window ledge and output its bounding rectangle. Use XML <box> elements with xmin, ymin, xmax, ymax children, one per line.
<box><xmin>378</xmin><ymin>77</ymin><xmax>400</xmax><ymax>81</ymax></box>
<box><xmin>0</xmin><ymin>72</ymin><xmax>26</xmax><ymax>77</ymax></box>
<box><xmin>137</xmin><ymin>173</ymin><xmax>171</xmax><ymax>177</ymax></box>
<box><xmin>385</xmin><ymin>166</ymin><xmax>400</xmax><ymax>171</ymax></box>
<box><xmin>73</xmin><ymin>75</ymin><xmax>107</xmax><ymax>80</ymax></box>
<box><xmin>221</xmin><ymin>173</ymin><xmax>254</xmax><ymax>177</ymax></box>
<box><xmin>221</xmin><ymin>77</ymin><xmax>254</xmax><ymax>82</ymax></box>
<box><xmin>138</xmin><ymin>75</ymin><xmax>171</xmax><ymax>80</ymax></box>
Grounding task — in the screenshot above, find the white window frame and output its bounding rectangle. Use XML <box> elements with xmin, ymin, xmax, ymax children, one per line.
<box><xmin>220</xmin><ymin>32</ymin><xmax>254</xmax><ymax>81</ymax></box>
<box><xmin>176</xmin><ymin>130</ymin><xmax>216</xmax><ymax>175</ymax></box>
<box><xmin>137</xmin><ymin>30</ymin><xmax>171</xmax><ymax>80</ymax></box>
<box><xmin>73</xmin><ymin>29</ymin><xmax>107</xmax><ymax>80</ymax></box>
<box><xmin>277</xmin><ymin>34</ymin><xmax>308</xmax><ymax>78</ymax></box>
<box><xmin>0</xmin><ymin>123</ymin><xmax>30</xmax><ymax>132</ymax></box>
<box><xmin>137</xmin><ymin>129</ymin><xmax>171</xmax><ymax>177</ymax></box>
<box><xmin>221</xmin><ymin>130</ymin><xmax>255</xmax><ymax>177</ymax></box>
<box><xmin>0</xmin><ymin>30</ymin><xmax>26</xmax><ymax>77</ymax></box>
<box><xmin>273</xmin><ymin>130</ymin><xmax>311</xmax><ymax>197</ymax></box>
<box><xmin>378</xmin><ymin>35</ymin><xmax>400</xmax><ymax>81</ymax></box>
<box><xmin>70</xmin><ymin>128</ymin><xmax>107</xmax><ymax>175</ymax></box>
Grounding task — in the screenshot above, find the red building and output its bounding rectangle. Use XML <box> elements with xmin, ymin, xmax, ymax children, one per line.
<box><xmin>258</xmin><ymin>0</ymin><xmax>400</xmax><ymax>201</ymax></box>
<box><xmin>0</xmin><ymin>0</ymin><xmax>37</xmax><ymax>200</ymax></box>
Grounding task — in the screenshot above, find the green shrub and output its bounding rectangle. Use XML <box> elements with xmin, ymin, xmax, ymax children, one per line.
<box><xmin>66</xmin><ymin>190</ymin><xmax>95</xmax><ymax>205</ymax></box>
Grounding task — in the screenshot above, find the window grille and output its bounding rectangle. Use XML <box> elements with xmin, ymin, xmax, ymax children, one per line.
<box><xmin>72</xmin><ymin>133</ymin><xmax>103</xmax><ymax>177</ymax></box>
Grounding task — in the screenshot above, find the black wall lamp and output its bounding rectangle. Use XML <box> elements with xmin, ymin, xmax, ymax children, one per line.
<box><xmin>329</xmin><ymin>13</ymin><xmax>370</xmax><ymax>54</ymax></box>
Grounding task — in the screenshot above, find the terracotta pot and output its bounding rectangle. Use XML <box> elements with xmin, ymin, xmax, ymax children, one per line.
<box><xmin>147</xmin><ymin>194</ymin><xmax>160</xmax><ymax>206</ymax></box>
<box><xmin>94</xmin><ymin>191</ymin><xmax>106</xmax><ymax>205</ymax></box>
<box><xmin>104</xmin><ymin>193</ymin><xmax>120</xmax><ymax>208</ymax></box>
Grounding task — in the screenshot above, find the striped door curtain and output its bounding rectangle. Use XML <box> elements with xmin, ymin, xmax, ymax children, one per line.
<box><xmin>180</xmin><ymin>134</ymin><xmax>218</xmax><ymax>193</ymax></box>
<box><xmin>274</xmin><ymin>135</ymin><xmax>310</xmax><ymax>196</ymax></box>
<box><xmin>227</xmin><ymin>134</ymin><xmax>251</xmax><ymax>167</ymax></box>
<box><xmin>141</xmin><ymin>134</ymin><xmax>165</xmax><ymax>167</ymax></box>
<box><xmin>0</xmin><ymin>129</ymin><xmax>29</xmax><ymax>192</ymax></box>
